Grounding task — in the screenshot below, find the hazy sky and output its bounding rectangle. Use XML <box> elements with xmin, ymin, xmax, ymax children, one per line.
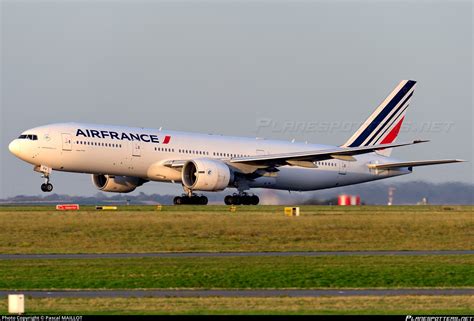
<box><xmin>1</xmin><ymin>0</ymin><xmax>472</xmax><ymax>198</ymax></box>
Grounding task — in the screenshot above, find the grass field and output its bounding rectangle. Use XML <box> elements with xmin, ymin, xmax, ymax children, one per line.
<box><xmin>1</xmin><ymin>296</ymin><xmax>473</xmax><ymax>315</ymax></box>
<box><xmin>0</xmin><ymin>205</ymin><xmax>472</xmax><ymax>253</ymax></box>
<box><xmin>1</xmin><ymin>256</ymin><xmax>472</xmax><ymax>289</ymax></box>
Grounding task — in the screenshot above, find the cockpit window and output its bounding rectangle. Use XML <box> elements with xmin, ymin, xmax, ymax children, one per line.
<box><xmin>18</xmin><ymin>134</ymin><xmax>38</xmax><ymax>140</ymax></box>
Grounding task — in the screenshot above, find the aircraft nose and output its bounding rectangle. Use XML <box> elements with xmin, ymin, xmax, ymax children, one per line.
<box><xmin>8</xmin><ymin>139</ymin><xmax>21</xmax><ymax>156</ymax></box>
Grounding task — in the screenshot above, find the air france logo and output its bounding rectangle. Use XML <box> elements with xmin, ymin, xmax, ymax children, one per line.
<box><xmin>76</xmin><ymin>129</ymin><xmax>171</xmax><ymax>144</ymax></box>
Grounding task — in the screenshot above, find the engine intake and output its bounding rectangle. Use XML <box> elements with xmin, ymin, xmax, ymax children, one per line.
<box><xmin>182</xmin><ymin>159</ymin><xmax>232</xmax><ymax>191</ymax></box>
<box><xmin>92</xmin><ymin>174</ymin><xmax>146</xmax><ymax>193</ymax></box>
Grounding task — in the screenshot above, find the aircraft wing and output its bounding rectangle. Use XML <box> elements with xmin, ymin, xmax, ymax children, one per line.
<box><xmin>162</xmin><ymin>140</ymin><xmax>428</xmax><ymax>171</ymax></box>
<box><xmin>367</xmin><ymin>159</ymin><xmax>465</xmax><ymax>170</ymax></box>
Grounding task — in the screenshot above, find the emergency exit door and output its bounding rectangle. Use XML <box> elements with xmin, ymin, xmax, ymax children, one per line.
<box><xmin>339</xmin><ymin>161</ymin><xmax>348</xmax><ymax>175</ymax></box>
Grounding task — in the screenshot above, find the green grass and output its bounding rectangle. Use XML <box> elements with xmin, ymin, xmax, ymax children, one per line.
<box><xmin>0</xmin><ymin>256</ymin><xmax>472</xmax><ymax>290</ymax></box>
<box><xmin>0</xmin><ymin>205</ymin><xmax>472</xmax><ymax>253</ymax></box>
<box><xmin>0</xmin><ymin>296</ymin><xmax>472</xmax><ymax>315</ymax></box>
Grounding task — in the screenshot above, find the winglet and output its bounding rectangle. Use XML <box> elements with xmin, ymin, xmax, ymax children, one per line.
<box><xmin>413</xmin><ymin>139</ymin><xmax>430</xmax><ymax>144</ymax></box>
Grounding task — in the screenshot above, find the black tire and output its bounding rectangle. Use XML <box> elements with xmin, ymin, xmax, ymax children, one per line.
<box><xmin>46</xmin><ymin>183</ymin><xmax>53</xmax><ymax>192</ymax></box>
<box><xmin>251</xmin><ymin>195</ymin><xmax>259</xmax><ymax>205</ymax></box>
<box><xmin>241</xmin><ymin>196</ymin><xmax>250</xmax><ymax>205</ymax></box>
<box><xmin>224</xmin><ymin>195</ymin><xmax>232</xmax><ymax>205</ymax></box>
<box><xmin>200</xmin><ymin>196</ymin><xmax>208</xmax><ymax>205</ymax></box>
<box><xmin>173</xmin><ymin>196</ymin><xmax>182</xmax><ymax>205</ymax></box>
<box><xmin>40</xmin><ymin>183</ymin><xmax>47</xmax><ymax>192</ymax></box>
<box><xmin>232</xmin><ymin>196</ymin><xmax>241</xmax><ymax>205</ymax></box>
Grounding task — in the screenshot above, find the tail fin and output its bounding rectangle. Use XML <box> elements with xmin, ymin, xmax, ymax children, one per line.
<box><xmin>342</xmin><ymin>80</ymin><xmax>416</xmax><ymax>156</ymax></box>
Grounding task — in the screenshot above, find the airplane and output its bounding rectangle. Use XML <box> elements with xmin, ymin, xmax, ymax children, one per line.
<box><xmin>8</xmin><ymin>80</ymin><xmax>465</xmax><ymax>205</ymax></box>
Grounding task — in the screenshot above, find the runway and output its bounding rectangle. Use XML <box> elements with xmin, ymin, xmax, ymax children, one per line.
<box><xmin>0</xmin><ymin>250</ymin><xmax>472</xmax><ymax>260</ymax></box>
<box><xmin>1</xmin><ymin>289</ymin><xmax>472</xmax><ymax>298</ymax></box>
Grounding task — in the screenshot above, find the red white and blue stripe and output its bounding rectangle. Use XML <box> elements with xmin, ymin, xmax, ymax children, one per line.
<box><xmin>343</xmin><ymin>80</ymin><xmax>416</xmax><ymax>149</ymax></box>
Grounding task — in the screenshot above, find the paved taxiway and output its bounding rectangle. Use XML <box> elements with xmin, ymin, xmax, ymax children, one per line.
<box><xmin>1</xmin><ymin>289</ymin><xmax>472</xmax><ymax>298</ymax></box>
<box><xmin>0</xmin><ymin>250</ymin><xmax>472</xmax><ymax>260</ymax></box>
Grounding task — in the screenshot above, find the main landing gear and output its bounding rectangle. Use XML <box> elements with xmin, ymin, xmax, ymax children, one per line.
<box><xmin>173</xmin><ymin>194</ymin><xmax>208</xmax><ymax>205</ymax></box>
<box><xmin>224</xmin><ymin>193</ymin><xmax>259</xmax><ymax>205</ymax></box>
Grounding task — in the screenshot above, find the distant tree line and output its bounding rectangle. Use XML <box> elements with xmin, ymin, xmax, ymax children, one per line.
<box><xmin>1</xmin><ymin>181</ymin><xmax>472</xmax><ymax>205</ymax></box>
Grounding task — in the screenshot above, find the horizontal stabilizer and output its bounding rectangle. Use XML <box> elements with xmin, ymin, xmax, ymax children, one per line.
<box><xmin>367</xmin><ymin>159</ymin><xmax>465</xmax><ymax>170</ymax></box>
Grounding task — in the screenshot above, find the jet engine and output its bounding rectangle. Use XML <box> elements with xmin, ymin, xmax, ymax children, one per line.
<box><xmin>92</xmin><ymin>174</ymin><xmax>146</xmax><ymax>193</ymax></box>
<box><xmin>182</xmin><ymin>159</ymin><xmax>233</xmax><ymax>191</ymax></box>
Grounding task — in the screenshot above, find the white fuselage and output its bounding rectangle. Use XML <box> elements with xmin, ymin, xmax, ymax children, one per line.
<box><xmin>8</xmin><ymin>122</ymin><xmax>410</xmax><ymax>192</ymax></box>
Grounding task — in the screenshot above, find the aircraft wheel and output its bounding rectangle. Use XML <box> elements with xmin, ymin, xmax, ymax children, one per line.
<box><xmin>41</xmin><ymin>183</ymin><xmax>53</xmax><ymax>192</ymax></box>
<box><xmin>251</xmin><ymin>195</ymin><xmax>259</xmax><ymax>205</ymax></box>
<box><xmin>173</xmin><ymin>196</ymin><xmax>182</xmax><ymax>205</ymax></box>
<box><xmin>200</xmin><ymin>196</ymin><xmax>208</xmax><ymax>205</ymax></box>
<box><xmin>224</xmin><ymin>195</ymin><xmax>233</xmax><ymax>205</ymax></box>
<box><xmin>232</xmin><ymin>195</ymin><xmax>241</xmax><ymax>205</ymax></box>
<box><xmin>241</xmin><ymin>196</ymin><xmax>251</xmax><ymax>205</ymax></box>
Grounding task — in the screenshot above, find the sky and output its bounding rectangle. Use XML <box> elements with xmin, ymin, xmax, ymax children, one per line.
<box><xmin>0</xmin><ymin>0</ymin><xmax>472</xmax><ymax>198</ymax></box>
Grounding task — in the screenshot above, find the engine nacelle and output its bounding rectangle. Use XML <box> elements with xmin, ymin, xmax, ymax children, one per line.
<box><xmin>92</xmin><ymin>174</ymin><xmax>146</xmax><ymax>193</ymax></box>
<box><xmin>182</xmin><ymin>159</ymin><xmax>232</xmax><ymax>191</ymax></box>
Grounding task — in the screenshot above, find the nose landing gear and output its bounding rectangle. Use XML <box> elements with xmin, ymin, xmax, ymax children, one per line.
<box><xmin>35</xmin><ymin>165</ymin><xmax>53</xmax><ymax>192</ymax></box>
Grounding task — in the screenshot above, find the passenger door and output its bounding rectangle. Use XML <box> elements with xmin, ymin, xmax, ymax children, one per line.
<box><xmin>132</xmin><ymin>141</ymin><xmax>141</xmax><ymax>157</ymax></box>
<box><xmin>61</xmin><ymin>133</ymin><xmax>72</xmax><ymax>151</ymax></box>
